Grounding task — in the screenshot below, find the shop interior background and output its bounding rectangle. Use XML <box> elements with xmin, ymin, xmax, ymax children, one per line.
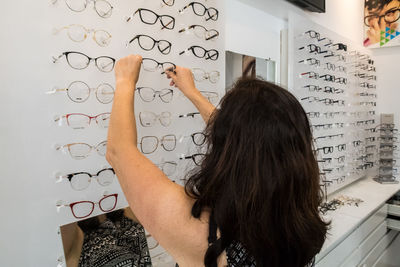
<box><xmin>1</xmin><ymin>0</ymin><xmax>400</xmax><ymax>266</ymax></box>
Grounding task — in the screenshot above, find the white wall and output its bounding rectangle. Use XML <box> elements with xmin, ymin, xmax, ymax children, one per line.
<box><xmin>234</xmin><ymin>0</ymin><xmax>365</xmax><ymax>44</ymax></box>
<box><xmin>374</xmin><ymin>47</ymin><xmax>400</xmax><ymax>123</ymax></box>
<box><xmin>225</xmin><ymin>0</ymin><xmax>284</xmax><ymax>82</ymax></box>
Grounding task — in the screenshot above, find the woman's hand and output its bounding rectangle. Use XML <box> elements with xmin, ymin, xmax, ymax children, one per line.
<box><xmin>165</xmin><ymin>66</ymin><xmax>198</xmax><ymax>98</ymax></box>
<box><xmin>114</xmin><ymin>54</ymin><xmax>143</xmax><ymax>86</ymax></box>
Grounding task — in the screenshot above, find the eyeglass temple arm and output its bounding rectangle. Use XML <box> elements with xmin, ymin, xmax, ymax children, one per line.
<box><xmin>206</xmin><ymin>33</ymin><xmax>219</xmax><ymax>41</ymax></box>
<box><xmin>45</xmin><ymin>88</ymin><xmax>67</xmax><ymax>94</ymax></box>
<box><xmin>100</xmin><ymin>60</ymin><xmax>115</xmax><ymax>69</ymax></box>
<box><xmin>126</xmin><ymin>36</ymin><xmax>138</xmax><ymax>46</ymax></box>
<box><xmin>178</xmin><ymin>5</ymin><xmax>189</xmax><ymax>13</ymax></box>
<box><xmin>161</xmin><ymin>20</ymin><xmax>174</xmax><ymax>30</ymax></box>
<box><xmin>178</xmin><ymin>27</ymin><xmax>188</xmax><ymax>33</ymax></box>
<box><xmin>52</xmin><ymin>26</ymin><xmax>68</xmax><ymax>35</ymax></box>
<box><xmin>126</xmin><ymin>10</ymin><xmax>139</xmax><ymax>22</ymax></box>
<box><xmin>160</xmin><ymin>45</ymin><xmax>170</xmax><ymax>54</ymax></box>
<box><xmin>205</xmin><ymin>10</ymin><xmax>217</xmax><ymax>21</ymax></box>
<box><xmin>52</xmin><ymin>53</ymin><xmax>64</xmax><ymax>63</ymax></box>
<box><xmin>179</xmin><ymin>112</ymin><xmax>200</xmax><ymax>118</ymax></box>
<box><xmin>205</xmin><ymin>53</ymin><xmax>213</xmax><ymax>60</ymax></box>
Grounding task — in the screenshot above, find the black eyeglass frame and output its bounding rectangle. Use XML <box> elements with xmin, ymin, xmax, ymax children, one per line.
<box><xmin>179</xmin><ymin>2</ymin><xmax>219</xmax><ymax>21</ymax></box>
<box><xmin>127</xmin><ymin>8</ymin><xmax>175</xmax><ymax>30</ymax></box>
<box><xmin>179</xmin><ymin>46</ymin><xmax>219</xmax><ymax>61</ymax></box>
<box><xmin>52</xmin><ymin>51</ymin><xmax>116</xmax><ymax>72</ymax></box>
<box><xmin>364</xmin><ymin>8</ymin><xmax>400</xmax><ymax>27</ymax></box>
<box><xmin>128</xmin><ymin>34</ymin><xmax>172</xmax><ymax>55</ymax></box>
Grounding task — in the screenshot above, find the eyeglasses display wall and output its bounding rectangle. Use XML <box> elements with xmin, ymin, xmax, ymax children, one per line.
<box><xmin>288</xmin><ymin>14</ymin><xmax>379</xmax><ymax>197</ymax></box>
<box><xmin>47</xmin><ymin>0</ymin><xmax>224</xmax><ymax>266</ymax></box>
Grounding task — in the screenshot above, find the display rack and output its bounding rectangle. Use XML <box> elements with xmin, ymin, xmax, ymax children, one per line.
<box><xmin>288</xmin><ymin>14</ymin><xmax>378</xmax><ymax>196</ymax></box>
<box><xmin>48</xmin><ymin>1</ymin><xmax>225</xmax><ymax>266</ymax></box>
<box><xmin>374</xmin><ymin>114</ymin><xmax>399</xmax><ymax>184</ymax></box>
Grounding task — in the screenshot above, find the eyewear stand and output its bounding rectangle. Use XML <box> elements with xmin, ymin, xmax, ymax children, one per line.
<box><xmin>374</xmin><ymin>114</ymin><xmax>399</xmax><ymax>184</ymax></box>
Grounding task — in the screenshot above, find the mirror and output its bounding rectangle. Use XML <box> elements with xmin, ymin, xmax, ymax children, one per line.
<box><xmin>225</xmin><ymin>50</ymin><xmax>277</xmax><ymax>89</ymax></box>
<box><xmin>59</xmin><ymin>207</ymin><xmax>153</xmax><ymax>267</ymax></box>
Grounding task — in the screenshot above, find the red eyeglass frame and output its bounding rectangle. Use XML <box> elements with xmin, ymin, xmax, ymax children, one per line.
<box><xmin>65</xmin><ymin>112</ymin><xmax>111</xmax><ymax>127</ymax></box>
<box><xmin>68</xmin><ymin>193</ymin><xmax>118</xmax><ymax>219</ymax></box>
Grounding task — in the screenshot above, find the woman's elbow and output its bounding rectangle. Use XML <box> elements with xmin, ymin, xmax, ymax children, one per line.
<box><xmin>105</xmin><ymin>148</ymin><xmax>115</xmax><ymax>166</ymax></box>
<box><xmin>105</xmin><ymin>140</ymin><xmax>139</xmax><ymax>166</ymax></box>
<box><xmin>105</xmin><ymin>138</ymin><xmax>117</xmax><ymax>166</ymax></box>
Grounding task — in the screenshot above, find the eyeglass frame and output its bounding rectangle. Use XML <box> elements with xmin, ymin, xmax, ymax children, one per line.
<box><xmin>364</xmin><ymin>8</ymin><xmax>400</xmax><ymax>27</ymax></box>
<box><xmin>48</xmin><ymin>81</ymin><xmax>114</xmax><ymax>104</ymax></box>
<box><xmin>178</xmin><ymin>24</ymin><xmax>219</xmax><ymax>41</ymax></box>
<box><xmin>55</xmin><ymin>112</ymin><xmax>111</xmax><ymax>129</ymax></box>
<box><xmin>180</xmin><ymin>153</ymin><xmax>205</xmax><ymax>166</ymax></box>
<box><xmin>60</xmin><ymin>168</ymin><xmax>115</xmax><ymax>191</ymax></box>
<box><xmin>138</xmin><ymin>111</ymin><xmax>172</xmax><ymax>127</ymax></box>
<box><xmin>135</xmin><ymin>87</ymin><xmax>174</xmax><ymax>103</ymax></box>
<box><xmin>52</xmin><ymin>0</ymin><xmax>114</xmax><ymax>18</ymax></box>
<box><xmin>139</xmin><ymin>135</ymin><xmax>177</xmax><ymax>154</ymax></box>
<box><xmin>126</xmin><ymin>8</ymin><xmax>175</xmax><ymax>30</ymax></box>
<box><xmin>56</xmin><ymin>141</ymin><xmax>107</xmax><ymax>159</ymax></box>
<box><xmin>192</xmin><ymin>68</ymin><xmax>220</xmax><ymax>83</ymax></box>
<box><xmin>180</xmin><ymin>46</ymin><xmax>219</xmax><ymax>61</ymax></box>
<box><xmin>52</xmin><ymin>51</ymin><xmax>115</xmax><ymax>72</ymax></box>
<box><xmin>179</xmin><ymin>1</ymin><xmax>218</xmax><ymax>21</ymax></box>
<box><xmin>127</xmin><ymin>34</ymin><xmax>172</xmax><ymax>55</ymax></box>
<box><xmin>58</xmin><ymin>194</ymin><xmax>118</xmax><ymax>219</ymax></box>
<box><xmin>53</xmin><ymin>24</ymin><xmax>112</xmax><ymax>47</ymax></box>
<box><xmin>141</xmin><ymin>57</ymin><xmax>176</xmax><ymax>73</ymax></box>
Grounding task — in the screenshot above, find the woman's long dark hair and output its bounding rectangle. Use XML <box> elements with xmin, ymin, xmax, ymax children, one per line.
<box><xmin>185</xmin><ymin>78</ymin><xmax>329</xmax><ymax>267</ymax></box>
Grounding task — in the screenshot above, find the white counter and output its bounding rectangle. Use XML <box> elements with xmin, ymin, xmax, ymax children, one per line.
<box><xmin>317</xmin><ymin>177</ymin><xmax>400</xmax><ymax>260</ymax></box>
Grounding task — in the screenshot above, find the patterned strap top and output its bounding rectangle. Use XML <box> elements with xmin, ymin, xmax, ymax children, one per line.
<box><xmin>78</xmin><ymin>216</ymin><xmax>152</xmax><ymax>267</ymax></box>
<box><xmin>208</xmin><ymin>213</ymin><xmax>257</xmax><ymax>267</ymax></box>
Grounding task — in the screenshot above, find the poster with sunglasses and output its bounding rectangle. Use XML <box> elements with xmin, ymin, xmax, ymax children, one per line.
<box><xmin>364</xmin><ymin>0</ymin><xmax>400</xmax><ymax>47</ymax></box>
<box><xmin>288</xmin><ymin>12</ymin><xmax>379</xmax><ymax>197</ymax></box>
<box><xmin>48</xmin><ymin>0</ymin><xmax>224</xmax><ymax>265</ymax></box>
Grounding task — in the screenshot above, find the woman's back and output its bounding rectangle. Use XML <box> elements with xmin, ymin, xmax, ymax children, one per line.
<box><xmin>181</xmin><ymin>78</ymin><xmax>328</xmax><ymax>266</ymax></box>
<box><xmin>106</xmin><ymin>58</ymin><xmax>328</xmax><ymax>267</ymax></box>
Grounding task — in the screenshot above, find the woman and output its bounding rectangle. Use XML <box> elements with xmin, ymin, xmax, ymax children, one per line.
<box><xmin>364</xmin><ymin>0</ymin><xmax>400</xmax><ymax>46</ymax></box>
<box><xmin>60</xmin><ymin>208</ymin><xmax>152</xmax><ymax>267</ymax></box>
<box><xmin>106</xmin><ymin>55</ymin><xmax>328</xmax><ymax>267</ymax></box>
